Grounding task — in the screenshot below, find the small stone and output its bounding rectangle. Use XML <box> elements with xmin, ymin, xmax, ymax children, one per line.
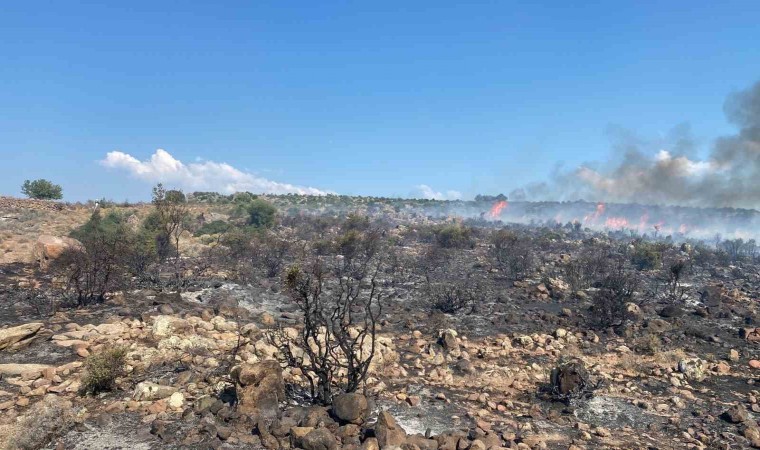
<box><xmin>168</xmin><ymin>392</ymin><xmax>185</xmax><ymax>409</ymax></box>
<box><xmin>407</xmin><ymin>395</ymin><xmax>421</xmax><ymax>407</ymax></box>
<box><xmin>217</xmin><ymin>427</ymin><xmax>233</xmax><ymax>441</ymax></box>
<box><xmin>595</xmin><ymin>427</ymin><xmax>611</xmax><ymax>437</ymax></box>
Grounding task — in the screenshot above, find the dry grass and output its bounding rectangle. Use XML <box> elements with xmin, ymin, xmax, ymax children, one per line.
<box><xmin>0</xmin><ymin>198</ymin><xmax>237</xmax><ymax>264</ymax></box>
<box><xmin>2</xmin><ymin>395</ymin><xmax>75</xmax><ymax>450</ymax></box>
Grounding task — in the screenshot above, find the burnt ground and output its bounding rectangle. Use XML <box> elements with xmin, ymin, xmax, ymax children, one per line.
<box><xmin>3</xmin><ymin>210</ymin><xmax>760</xmax><ymax>449</ymax></box>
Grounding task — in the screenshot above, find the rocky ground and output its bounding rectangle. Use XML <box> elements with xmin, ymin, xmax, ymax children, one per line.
<box><xmin>2</xmin><ymin>198</ymin><xmax>760</xmax><ymax>449</ymax></box>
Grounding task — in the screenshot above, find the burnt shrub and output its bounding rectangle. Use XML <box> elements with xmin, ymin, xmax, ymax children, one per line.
<box><xmin>490</xmin><ymin>229</ymin><xmax>533</xmax><ymax>279</ymax></box>
<box><xmin>589</xmin><ymin>268</ymin><xmax>638</xmax><ymax>330</ymax></box>
<box><xmin>5</xmin><ymin>395</ymin><xmax>74</xmax><ymax>450</ymax></box>
<box><xmin>544</xmin><ymin>359</ymin><xmax>597</xmax><ymax>405</ymax></box>
<box><xmin>267</xmin><ymin>256</ymin><xmax>386</xmax><ymax>405</ymax></box>
<box><xmin>342</xmin><ymin>213</ymin><xmax>371</xmax><ymax>232</ymax></box>
<box><xmin>562</xmin><ymin>244</ymin><xmax>613</xmax><ymax>292</ymax></box>
<box><xmin>426</xmin><ymin>278</ymin><xmax>480</xmax><ymax>314</ymax></box>
<box><xmin>254</xmin><ymin>232</ymin><xmax>293</xmax><ymax>277</ymax></box>
<box><xmin>55</xmin><ymin>211</ymin><xmax>133</xmax><ymax>305</ymax></box>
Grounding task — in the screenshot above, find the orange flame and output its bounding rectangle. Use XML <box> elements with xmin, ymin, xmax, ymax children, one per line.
<box><xmin>583</xmin><ymin>202</ymin><xmax>606</xmax><ymax>223</ymax></box>
<box><xmin>604</xmin><ymin>217</ymin><xmax>629</xmax><ymax>229</ymax></box>
<box><xmin>488</xmin><ymin>200</ymin><xmax>508</xmax><ymax>218</ymax></box>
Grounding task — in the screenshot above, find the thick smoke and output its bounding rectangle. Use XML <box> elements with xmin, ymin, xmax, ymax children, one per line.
<box><xmin>511</xmin><ymin>80</ymin><xmax>760</xmax><ymax>210</ymax></box>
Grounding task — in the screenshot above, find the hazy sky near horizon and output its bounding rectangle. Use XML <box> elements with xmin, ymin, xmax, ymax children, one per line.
<box><xmin>1</xmin><ymin>1</ymin><xmax>759</xmax><ymax>202</ymax></box>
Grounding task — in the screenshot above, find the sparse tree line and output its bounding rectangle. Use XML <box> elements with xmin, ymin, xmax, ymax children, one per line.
<box><xmin>48</xmin><ymin>183</ymin><xmax>284</xmax><ymax>306</ymax></box>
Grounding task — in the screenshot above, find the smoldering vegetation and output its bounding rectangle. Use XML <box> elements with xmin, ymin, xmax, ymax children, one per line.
<box><xmin>3</xmin><ymin>190</ymin><xmax>760</xmax><ymax>449</ymax></box>
<box><xmin>257</xmin><ymin>193</ymin><xmax>760</xmax><ymax>242</ymax></box>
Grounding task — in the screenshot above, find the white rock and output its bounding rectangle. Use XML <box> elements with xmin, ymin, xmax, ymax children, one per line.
<box><xmin>168</xmin><ymin>392</ymin><xmax>185</xmax><ymax>409</ymax></box>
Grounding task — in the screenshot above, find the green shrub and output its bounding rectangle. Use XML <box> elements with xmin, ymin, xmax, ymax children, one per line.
<box><xmin>232</xmin><ymin>192</ymin><xmax>257</xmax><ymax>203</ymax></box>
<box><xmin>80</xmin><ymin>347</ymin><xmax>127</xmax><ymax>395</ymax></box>
<box><xmin>165</xmin><ymin>189</ymin><xmax>186</xmax><ymax>203</ymax></box>
<box><xmin>631</xmin><ymin>242</ymin><xmax>662</xmax><ymax>270</ymax></box>
<box><xmin>194</xmin><ymin>219</ymin><xmax>231</xmax><ymax>236</ymax></box>
<box><xmin>21</xmin><ymin>178</ymin><xmax>63</xmax><ymax>199</ymax></box>
<box><xmin>69</xmin><ymin>210</ymin><xmax>126</xmax><ymax>243</ymax></box>
<box><xmin>236</xmin><ymin>198</ymin><xmax>277</xmax><ymax>228</ymax></box>
<box><xmin>435</xmin><ymin>224</ymin><xmax>473</xmax><ymax>249</ymax></box>
<box><xmin>141</xmin><ymin>210</ymin><xmax>176</xmax><ymax>260</ymax></box>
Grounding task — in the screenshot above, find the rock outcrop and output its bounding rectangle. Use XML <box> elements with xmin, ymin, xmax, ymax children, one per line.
<box><xmin>32</xmin><ymin>235</ymin><xmax>83</xmax><ymax>269</ymax></box>
<box><xmin>0</xmin><ymin>322</ymin><xmax>43</xmax><ymax>351</ymax></box>
<box><xmin>233</xmin><ymin>360</ymin><xmax>285</xmax><ymax>418</ymax></box>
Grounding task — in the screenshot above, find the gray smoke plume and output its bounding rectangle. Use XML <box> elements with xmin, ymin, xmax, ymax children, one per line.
<box><xmin>512</xmin><ymin>80</ymin><xmax>760</xmax><ymax>209</ymax></box>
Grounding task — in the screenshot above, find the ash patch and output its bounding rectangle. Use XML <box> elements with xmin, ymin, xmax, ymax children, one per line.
<box><xmin>181</xmin><ymin>282</ymin><xmax>295</xmax><ymax>318</ymax></box>
<box><xmin>49</xmin><ymin>413</ymin><xmax>159</xmax><ymax>450</ymax></box>
<box><xmin>3</xmin><ymin>337</ymin><xmax>74</xmax><ymax>366</ymax></box>
<box><xmin>574</xmin><ymin>395</ymin><xmax>656</xmax><ymax>429</ymax></box>
<box><xmin>377</xmin><ymin>386</ymin><xmax>472</xmax><ymax>436</ymax></box>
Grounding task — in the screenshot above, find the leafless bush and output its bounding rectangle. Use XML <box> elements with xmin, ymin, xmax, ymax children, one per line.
<box><xmin>151</xmin><ymin>183</ymin><xmax>190</xmax><ymax>285</ymax></box>
<box><xmin>490</xmin><ymin>229</ymin><xmax>533</xmax><ymax>279</ymax></box>
<box><xmin>52</xmin><ymin>237</ymin><xmax>128</xmax><ymax>306</ymax></box>
<box><xmin>562</xmin><ymin>245</ymin><xmax>613</xmax><ymax>292</ymax></box>
<box><xmin>254</xmin><ymin>232</ymin><xmax>293</xmax><ymax>278</ymax></box>
<box><xmin>266</xmin><ymin>232</ymin><xmax>387</xmax><ymax>405</ymax></box>
<box><xmin>426</xmin><ymin>277</ymin><xmax>480</xmax><ymax>314</ymax></box>
<box><xmin>666</xmin><ymin>259</ymin><xmax>688</xmax><ymax>302</ymax></box>
<box><xmin>589</xmin><ymin>267</ymin><xmax>638</xmax><ymax>330</ymax></box>
<box><xmin>24</xmin><ymin>287</ymin><xmax>58</xmax><ymax>317</ymax></box>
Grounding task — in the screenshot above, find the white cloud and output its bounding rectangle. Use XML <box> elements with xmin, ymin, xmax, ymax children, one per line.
<box><xmin>101</xmin><ymin>149</ymin><xmax>329</xmax><ymax>195</ymax></box>
<box><xmin>412</xmin><ymin>184</ymin><xmax>462</xmax><ymax>200</ymax></box>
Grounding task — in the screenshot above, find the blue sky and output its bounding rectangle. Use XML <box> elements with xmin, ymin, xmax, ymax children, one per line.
<box><xmin>1</xmin><ymin>1</ymin><xmax>759</xmax><ymax>201</ymax></box>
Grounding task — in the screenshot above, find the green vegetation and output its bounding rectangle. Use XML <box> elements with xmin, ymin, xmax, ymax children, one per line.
<box><xmin>60</xmin><ymin>210</ymin><xmax>135</xmax><ymax>303</ymax></box>
<box><xmin>194</xmin><ymin>219</ymin><xmax>232</xmax><ymax>236</ymax></box>
<box><xmin>631</xmin><ymin>241</ymin><xmax>663</xmax><ymax>270</ymax></box>
<box><xmin>237</xmin><ymin>198</ymin><xmax>277</xmax><ymax>228</ymax></box>
<box><xmin>80</xmin><ymin>347</ymin><xmax>128</xmax><ymax>395</ymax></box>
<box><xmin>165</xmin><ymin>189</ymin><xmax>187</xmax><ymax>203</ymax></box>
<box><xmin>435</xmin><ymin>224</ymin><xmax>474</xmax><ymax>249</ymax></box>
<box><xmin>151</xmin><ymin>184</ymin><xmax>190</xmax><ymax>261</ymax></box>
<box><xmin>21</xmin><ymin>178</ymin><xmax>63</xmax><ymax>200</ymax></box>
